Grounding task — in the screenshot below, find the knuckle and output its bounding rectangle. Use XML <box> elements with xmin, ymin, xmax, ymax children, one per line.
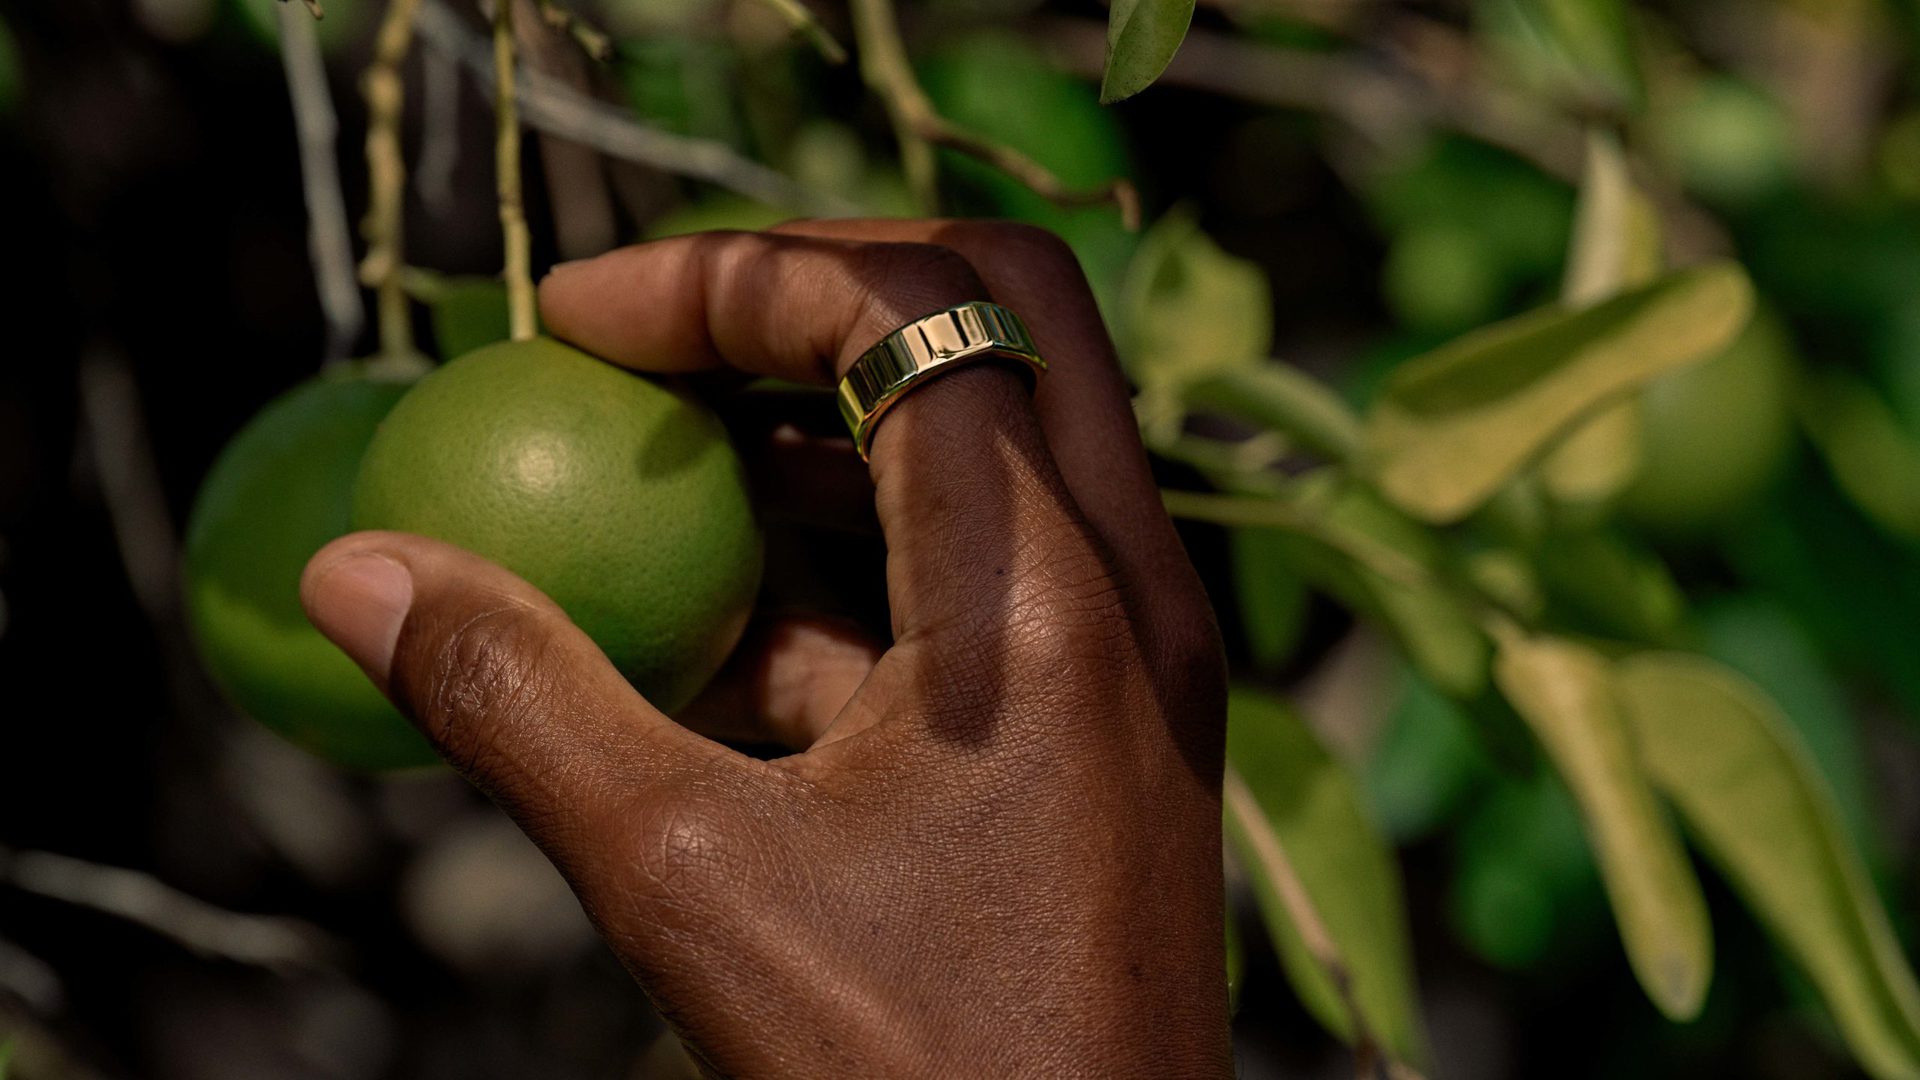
<box><xmin>955</xmin><ymin>220</ymin><xmax>1081</xmax><ymax>275</ymax></box>
<box><xmin>400</xmin><ymin>601</ymin><xmax>557</xmax><ymax>771</ymax></box>
<box><xmin>849</xmin><ymin>242</ymin><xmax>986</xmax><ymax>330</ymax></box>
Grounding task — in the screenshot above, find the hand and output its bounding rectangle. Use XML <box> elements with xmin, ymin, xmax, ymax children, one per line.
<box><xmin>301</xmin><ymin>221</ymin><xmax>1232</xmax><ymax>1077</ymax></box>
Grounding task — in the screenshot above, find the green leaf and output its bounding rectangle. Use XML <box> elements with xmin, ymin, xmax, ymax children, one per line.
<box><xmin>1366</xmin><ymin>262</ymin><xmax>1753</xmax><ymax>523</ymax></box>
<box><xmin>1490</xmin><ymin>629</ymin><xmax>1712</xmax><ymax>1018</ymax></box>
<box><xmin>1616</xmin><ymin>655</ymin><xmax>1920</xmax><ymax>1080</ymax></box>
<box><xmin>1562</xmin><ymin>130</ymin><xmax>1664</xmax><ymax>307</ymax></box>
<box><xmin>1478</xmin><ymin>0</ymin><xmax>1643</xmax><ymax>112</ymax></box>
<box><xmin>1282</xmin><ymin>476</ymin><xmax>1491</xmax><ymax>699</ymax></box>
<box><xmin>1229</xmin><ymin>527</ymin><xmax>1310</xmax><ymax>671</ymax></box>
<box><xmin>1533</xmin><ymin>529</ymin><xmax>1686</xmax><ymax>644</ymax></box>
<box><xmin>1801</xmin><ymin>369</ymin><xmax>1920</xmax><ymax>542</ymax></box>
<box><xmin>1363</xmin><ymin>667</ymin><xmax>1496</xmax><ymax>843</ymax></box>
<box><xmin>1449</xmin><ymin>770</ymin><xmax>1607</xmax><ymax>970</ymax></box>
<box><xmin>1187</xmin><ymin>363</ymin><xmax>1364</xmax><ymax>463</ymax></box>
<box><xmin>1542</xmin><ymin>130</ymin><xmax>1663</xmax><ymax>507</ymax></box>
<box><xmin>1120</xmin><ymin>212</ymin><xmax>1270</xmax><ymax>389</ymax></box>
<box><xmin>1539</xmin><ymin>397</ymin><xmax>1643</xmax><ymax>508</ymax></box>
<box><xmin>1224</xmin><ymin>689</ymin><xmax>1426</xmax><ymax>1064</ymax></box>
<box><xmin>1099</xmin><ymin>0</ymin><xmax>1194</xmax><ymax>103</ymax></box>
<box><xmin>1698</xmin><ymin>598</ymin><xmax>1882</xmax><ymax>868</ymax></box>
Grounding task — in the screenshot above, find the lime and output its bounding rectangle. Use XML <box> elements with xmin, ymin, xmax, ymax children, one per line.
<box><xmin>351</xmin><ymin>338</ymin><xmax>762</xmax><ymax>713</ymax></box>
<box><xmin>185</xmin><ymin>365</ymin><xmax>438</xmax><ymax>770</ymax></box>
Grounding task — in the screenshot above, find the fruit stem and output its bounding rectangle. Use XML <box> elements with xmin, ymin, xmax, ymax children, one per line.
<box><xmin>361</xmin><ymin>0</ymin><xmax>426</xmax><ymax>360</ymax></box>
<box><xmin>494</xmin><ymin>0</ymin><xmax>538</xmax><ymax>342</ymax></box>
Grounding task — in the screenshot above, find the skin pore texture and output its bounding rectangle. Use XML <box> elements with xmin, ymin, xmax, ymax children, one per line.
<box><xmin>301</xmin><ymin>220</ymin><xmax>1235</xmax><ymax>1078</ymax></box>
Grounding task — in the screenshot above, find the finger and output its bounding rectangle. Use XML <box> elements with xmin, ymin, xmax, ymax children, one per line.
<box><xmin>301</xmin><ymin>531</ymin><xmax>717</xmax><ymax>864</ymax></box>
<box><xmin>539</xmin><ymin>232</ymin><xmax>1103</xmax><ymax>647</ymax></box>
<box><xmin>737</xmin><ymin>421</ymin><xmax>876</xmax><ymax>533</ymax></box>
<box><xmin>673</xmin><ymin>616</ymin><xmax>882</xmax><ymax>750</ymax></box>
<box><xmin>766</xmin><ymin>219</ymin><xmax>1205</xmax><ymax>618</ymax></box>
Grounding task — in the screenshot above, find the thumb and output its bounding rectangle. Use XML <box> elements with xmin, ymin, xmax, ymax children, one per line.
<box><xmin>301</xmin><ymin>531</ymin><xmax>711</xmax><ymax>850</ymax></box>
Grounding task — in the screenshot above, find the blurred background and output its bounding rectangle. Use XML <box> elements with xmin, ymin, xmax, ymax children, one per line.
<box><xmin>2</xmin><ymin>0</ymin><xmax>1920</xmax><ymax>1077</ymax></box>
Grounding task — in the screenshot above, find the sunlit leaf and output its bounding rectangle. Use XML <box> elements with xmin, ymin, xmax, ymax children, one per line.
<box><xmin>1563</xmin><ymin>130</ymin><xmax>1663</xmax><ymax>307</ymax></box>
<box><xmin>1224</xmin><ymin>689</ymin><xmax>1426</xmax><ymax>1064</ymax></box>
<box><xmin>1187</xmin><ymin>363</ymin><xmax>1364</xmax><ymax>463</ymax></box>
<box><xmin>1699</xmin><ymin>598</ymin><xmax>1883</xmax><ymax>868</ymax></box>
<box><xmin>1120</xmin><ymin>212</ymin><xmax>1270</xmax><ymax>388</ymax></box>
<box><xmin>1366</xmin><ymin>262</ymin><xmax>1753</xmax><ymax>523</ymax></box>
<box><xmin>1616</xmin><ymin>655</ymin><xmax>1920</xmax><ymax>1080</ymax></box>
<box><xmin>1283</xmin><ymin>475</ymin><xmax>1490</xmax><ymax>699</ymax></box>
<box><xmin>1490</xmin><ymin>629</ymin><xmax>1712</xmax><ymax>1018</ymax></box>
<box><xmin>1540</xmin><ymin>397</ymin><xmax>1643</xmax><ymax>508</ymax></box>
<box><xmin>1099</xmin><ymin>0</ymin><xmax>1194</xmax><ymax>103</ymax></box>
<box><xmin>1543</xmin><ymin>131</ymin><xmax>1662</xmax><ymax>506</ymax></box>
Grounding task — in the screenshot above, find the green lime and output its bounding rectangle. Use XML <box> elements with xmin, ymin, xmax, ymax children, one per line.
<box><xmin>185</xmin><ymin>365</ymin><xmax>438</xmax><ymax>770</ymax></box>
<box><xmin>351</xmin><ymin>338</ymin><xmax>762</xmax><ymax>713</ymax></box>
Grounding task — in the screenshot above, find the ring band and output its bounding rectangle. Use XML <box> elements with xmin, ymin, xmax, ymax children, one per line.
<box><xmin>837</xmin><ymin>301</ymin><xmax>1046</xmax><ymax>461</ymax></box>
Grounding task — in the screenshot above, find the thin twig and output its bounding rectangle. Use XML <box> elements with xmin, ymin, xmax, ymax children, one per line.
<box><xmin>415</xmin><ymin>0</ymin><xmax>856</xmax><ymax>215</ymax></box>
<box><xmin>0</xmin><ymin>847</ymin><xmax>341</xmax><ymax>972</ymax></box>
<box><xmin>361</xmin><ymin>0</ymin><xmax>428</xmax><ymax>360</ymax></box>
<box><xmin>747</xmin><ymin>0</ymin><xmax>848</xmax><ymax>65</ymax></box>
<box><xmin>1224</xmin><ymin>769</ymin><xmax>1396</xmax><ymax>1080</ymax></box>
<box><xmin>493</xmin><ymin>0</ymin><xmax>537</xmax><ymax>341</ymax></box>
<box><xmin>284</xmin><ymin>0</ymin><xmax>326</xmax><ymax>18</ymax></box>
<box><xmin>537</xmin><ymin>0</ymin><xmax>613</xmax><ymax>61</ymax></box>
<box><xmin>848</xmin><ymin>0</ymin><xmax>1137</xmax><ymax>226</ymax></box>
<box><xmin>277</xmin><ymin>1</ymin><xmax>365</xmax><ymax>366</ymax></box>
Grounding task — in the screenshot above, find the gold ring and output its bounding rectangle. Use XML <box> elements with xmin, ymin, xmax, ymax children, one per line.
<box><xmin>837</xmin><ymin>301</ymin><xmax>1046</xmax><ymax>461</ymax></box>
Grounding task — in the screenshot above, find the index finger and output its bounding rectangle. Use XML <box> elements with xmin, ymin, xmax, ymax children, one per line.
<box><xmin>536</xmin><ymin>230</ymin><xmax>1107</xmax><ymax>665</ymax></box>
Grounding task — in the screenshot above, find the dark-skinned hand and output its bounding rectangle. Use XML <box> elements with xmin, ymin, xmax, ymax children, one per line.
<box><xmin>302</xmin><ymin>221</ymin><xmax>1232</xmax><ymax>1078</ymax></box>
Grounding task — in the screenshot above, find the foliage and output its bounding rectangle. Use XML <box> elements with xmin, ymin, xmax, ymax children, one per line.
<box><xmin>152</xmin><ymin>0</ymin><xmax>1920</xmax><ymax>1074</ymax></box>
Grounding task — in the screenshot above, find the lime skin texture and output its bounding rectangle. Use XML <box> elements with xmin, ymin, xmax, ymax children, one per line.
<box><xmin>184</xmin><ymin>367</ymin><xmax>441</xmax><ymax>770</ymax></box>
<box><xmin>350</xmin><ymin>337</ymin><xmax>763</xmax><ymax>716</ymax></box>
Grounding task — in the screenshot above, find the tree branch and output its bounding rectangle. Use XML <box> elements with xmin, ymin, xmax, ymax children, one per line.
<box><xmin>848</xmin><ymin>0</ymin><xmax>1137</xmax><ymax>226</ymax></box>
<box><xmin>277</xmin><ymin>1</ymin><xmax>365</xmax><ymax>366</ymax></box>
<box><xmin>415</xmin><ymin>0</ymin><xmax>857</xmax><ymax>215</ymax></box>
<box><xmin>492</xmin><ymin>0</ymin><xmax>537</xmax><ymax>341</ymax></box>
<box><xmin>0</xmin><ymin>847</ymin><xmax>340</xmax><ymax>972</ymax></box>
<box><xmin>361</xmin><ymin>0</ymin><xmax>428</xmax><ymax>360</ymax></box>
<box><xmin>747</xmin><ymin>0</ymin><xmax>848</xmax><ymax>65</ymax></box>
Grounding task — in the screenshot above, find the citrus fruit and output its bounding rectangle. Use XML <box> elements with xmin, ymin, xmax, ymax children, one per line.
<box><xmin>350</xmin><ymin>337</ymin><xmax>762</xmax><ymax>713</ymax></box>
<box><xmin>185</xmin><ymin>365</ymin><xmax>439</xmax><ymax>770</ymax></box>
